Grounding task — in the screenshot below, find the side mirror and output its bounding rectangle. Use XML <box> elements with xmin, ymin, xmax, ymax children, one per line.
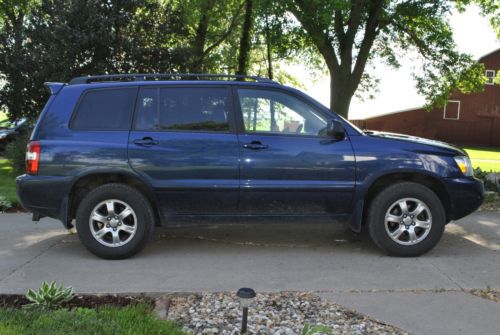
<box><xmin>326</xmin><ymin>119</ymin><xmax>345</xmax><ymax>140</ymax></box>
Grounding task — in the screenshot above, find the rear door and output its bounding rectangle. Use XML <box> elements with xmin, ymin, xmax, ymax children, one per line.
<box><xmin>234</xmin><ymin>87</ymin><xmax>355</xmax><ymax>215</ymax></box>
<box><xmin>128</xmin><ymin>85</ymin><xmax>240</xmax><ymax>215</ymax></box>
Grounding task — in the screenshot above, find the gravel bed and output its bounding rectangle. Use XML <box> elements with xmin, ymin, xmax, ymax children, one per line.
<box><xmin>164</xmin><ymin>292</ymin><xmax>408</xmax><ymax>334</ymax></box>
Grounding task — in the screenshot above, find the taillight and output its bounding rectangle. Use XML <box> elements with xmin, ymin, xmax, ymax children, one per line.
<box><xmin>26</xmin><ymin>141</ymin><xmax>41</xmax><ymax>175</ymax></box>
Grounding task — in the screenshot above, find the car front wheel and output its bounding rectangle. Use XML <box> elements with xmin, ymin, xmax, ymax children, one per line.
<box><xmin>368</xmin><ymin>182</ymin><xmax>446</xmax><ymax>257</ymax></box>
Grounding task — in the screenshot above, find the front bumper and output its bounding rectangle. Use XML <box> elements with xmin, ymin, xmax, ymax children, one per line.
<box><xmin>16</xmin><ymin>174</ymin><xmax>72</xmax><ymax>225</ymax></box>
<box><xmin>443</xmin><ymin>177</ymin><xmax>484</xmax><ymax>221</ymax></box>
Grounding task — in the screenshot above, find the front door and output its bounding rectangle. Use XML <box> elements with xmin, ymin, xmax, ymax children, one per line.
<box><xmin>235</xmin><ymin>87</ymin><xmax>355</xmax><ymax>215</ymax></box>
<box><xmin>128</xmin><ymin>86</ymin><xmax>240</xmax><ymax>215</ymax></box>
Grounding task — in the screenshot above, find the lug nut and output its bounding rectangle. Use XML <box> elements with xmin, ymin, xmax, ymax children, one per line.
<box><xmin>113</xmin><ymin>228</ymin><xmax>117</xmax><ymax>231</ymax></box>
<box><xmin>106</xmin><ymin>224</ymin><xmax>110</xmax><ymax>228</ymax></box>
<box><xmin>107</xmin><ymin>217</ymin><xmax>111</xmax><ymax>221</ymax></box>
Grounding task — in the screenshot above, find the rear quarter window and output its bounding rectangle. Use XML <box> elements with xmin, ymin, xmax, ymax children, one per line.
<box><xmin>71</xmin><ymin>88</ymin><xmax>137</xmax><ymax>130</ymax></box>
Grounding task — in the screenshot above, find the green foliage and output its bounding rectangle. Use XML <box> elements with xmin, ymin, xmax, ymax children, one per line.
<box><xmin>0</xmin><ymin>159</ymin><xmax>17</xmax><ymax>205</ymax></box>
<box><xmin>24</xmin><ymin>281</ymin><xmax>74</xmax><ymax>311</ymax></box>
<box><xmin>484</xmin><ymin>191</ymin><xmax>498</xmax><ymax>203</ymax></box>
<box><xmin>281</xmin><ymin>0</ymin><xmax>496</xmax><ymax>117</ymax></box>
<box><xmin>0</xmin><ymin>195</ymin><xmax>12</xmax><ymax>211</ymax></box>
<box><xmin>301</xmin><ymin>323</ymin><xmax>334</xmax><ymax>335</ymax></box>
<box><xmin>4</xmin><ymin>130</ymin><xmax>30</xmax><ymax>176</ymax></box>
<box><xmin>0</xmin><ymin>304</ymin><xmax>186</xmax><ymax>335</ymax></box>
<box><xmin>473</xmin><ymin>167</ymin><xmax>489</xmax><ymax>180</ymax></box>
<box><xmin>0</xmin><ymin>0</ymin><xmax>498</xmax><ymax>120</ymax></box>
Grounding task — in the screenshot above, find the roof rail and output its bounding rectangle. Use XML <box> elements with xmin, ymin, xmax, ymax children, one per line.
<box><xmin>68</xmin><ymin>73</ymin><xmax>278</xmax><ymax>85</ymax></box>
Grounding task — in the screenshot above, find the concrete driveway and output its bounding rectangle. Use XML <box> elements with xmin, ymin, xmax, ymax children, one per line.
<box><xmin>0</xmin><ymin>211</ymin><xmax>499</xmax><ymax>334</ymax></box>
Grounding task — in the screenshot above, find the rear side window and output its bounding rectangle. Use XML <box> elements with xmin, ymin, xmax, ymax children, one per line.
<box><xmin>135</xmin><ymin>87</ymin><xmax>230</xmax><ymax>132</ymax></box>
<box><xmin>71</xmin><ymin>88</ymin><xmax>137</xmax><ymax>130</ymax></box>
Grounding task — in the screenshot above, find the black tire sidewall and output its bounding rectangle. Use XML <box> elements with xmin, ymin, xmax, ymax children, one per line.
<box><xmin>75</xmin><ymin>183</ymin><xmax>154</xmax><ymax>259</ymax></box>
<box><xmin>368</xmin><ymin>182</ymin><xmax>445</xmax><ymax>257</ymax></box>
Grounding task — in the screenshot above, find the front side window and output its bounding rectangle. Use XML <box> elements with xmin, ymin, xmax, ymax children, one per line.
<box><xmin>135</xmin><ymin>87</ymin><xmax>230</xmax><ymax>132</ymax></box>
<box><xmin>72</xmin><ymin>88</ymin><xmax>137</xmax><ymax>130</ymax></box>
<box><xmin>237</xmin><ymin>89</ymin><xmax>327</xmax><ymax>136</ymax></box>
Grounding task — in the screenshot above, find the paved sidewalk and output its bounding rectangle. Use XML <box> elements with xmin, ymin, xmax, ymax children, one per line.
<box><xmin>0</xmin><ymin>211</ymin><xmax>498</xmax><ymax>334</ymax></box>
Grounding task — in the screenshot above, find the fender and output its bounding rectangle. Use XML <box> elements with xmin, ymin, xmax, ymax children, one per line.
<box><xmin>348</xmin><ymin>167</ymin><xmax>451</xmax><ymax>232</ymax></box>
<box><xmin>64</xmin><ymin>167</ymin><xmax>161</xmax><ymax>228</ymax></box>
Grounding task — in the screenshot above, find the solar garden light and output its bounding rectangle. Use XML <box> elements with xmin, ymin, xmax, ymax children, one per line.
<box><xmin>237</xmin><ymin>287</ymin><xmax>256</xmax><ymax>333</ymax></box>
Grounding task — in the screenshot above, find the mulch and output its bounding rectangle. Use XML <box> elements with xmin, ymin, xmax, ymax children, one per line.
<box><xmin>2</xmin><ymin>206</ymin><xmax>27</xmax><ymax>213</ymax></box>
<box><xmin>0</xmin><ymin>294</ymin><xmax>153</xmax><ymax>309</ymax></box>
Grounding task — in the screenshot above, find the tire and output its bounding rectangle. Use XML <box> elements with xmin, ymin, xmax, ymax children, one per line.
<box><xmin>367</xmin><ymin>182</ymin><xmax>445</xmax><ymax>257</ymax></box>
<box><xmin>75</xmin><ymin>183</ymin><xmax>155</xmax><ymax>259</ymax></box>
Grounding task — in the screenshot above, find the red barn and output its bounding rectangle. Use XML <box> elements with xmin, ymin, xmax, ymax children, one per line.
<box><xmin>350</xmin><ymin>48</ymin><xmax>500</xmax><ymax>148</ymax></box>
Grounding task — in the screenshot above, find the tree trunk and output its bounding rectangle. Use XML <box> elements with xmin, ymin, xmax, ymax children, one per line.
<box><xmin>191</xmin><ymin>0</ymin><xmax>216</xmax><ymax>73</ymax></box>
<box><xmin>236</xmin><ymin>0</ymin><xmax>253</xmax><ymax>76</ymax></box>
<box><xmin>265</xmin><ymin>15</ymin><xmax>273</xmax><ymax>79</ymax></box>
<box><xmin>329</xmin><ymin>73</ymin><xmax>353</xmax><ymax>119</ymax></box>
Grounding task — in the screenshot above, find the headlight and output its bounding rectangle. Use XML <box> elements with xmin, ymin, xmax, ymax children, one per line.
<box><xmin>454</xmin><ymin>156</ymin><xmax>473</xmax><ymax>176</ymax></box>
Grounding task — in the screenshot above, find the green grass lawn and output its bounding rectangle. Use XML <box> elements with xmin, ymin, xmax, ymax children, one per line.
<box><xmin>0</xmin><ymin>304</ymin><xmax>186</xmax><ymax>335</ymax></box>
<box><xmin>0</xmin><ymin>159</ymin><xmax>18</xmax><ymax>204</ymax></box>
<box><xmin>464</xmin><ymin>147</ymin><xmax>500</xmax><ymax>172</ymax></box>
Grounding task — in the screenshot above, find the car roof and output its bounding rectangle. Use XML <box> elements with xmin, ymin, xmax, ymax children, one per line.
<box><xmin>68</xmin><ymin>73</ymin><xmax>279</xmax><ymax>85</ymax></box>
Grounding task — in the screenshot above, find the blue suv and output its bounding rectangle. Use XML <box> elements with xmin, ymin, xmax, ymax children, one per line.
<box><xmin>16</xmin><ymin>74</ymin><xmax>484</xmax><ymax>259</ymax></box>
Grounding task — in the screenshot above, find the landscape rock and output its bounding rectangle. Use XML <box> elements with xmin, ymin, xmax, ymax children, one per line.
<box><xmin>165</xmin><ymin>292</ymin><xmax>407</xmax><ymax>335</ymax></box>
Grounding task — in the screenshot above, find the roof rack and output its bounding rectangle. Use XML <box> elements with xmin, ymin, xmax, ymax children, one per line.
<box><xmin>68</xmin><ymin>73</ymin><xmax>277</xmax><ymax>85</ymax></box>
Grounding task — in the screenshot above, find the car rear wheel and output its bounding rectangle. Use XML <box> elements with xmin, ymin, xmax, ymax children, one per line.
<box><xmin>75</xmin><ymin>183</ymin><xmax>154</xmax><ymax>259</ymax></box>
<box><xmin>368</xmin><ymin>182</ymin><xmax>445</xmax><ymax>257</ymax></box>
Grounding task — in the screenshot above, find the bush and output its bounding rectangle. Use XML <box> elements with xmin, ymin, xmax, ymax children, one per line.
<box><xmin>301</xmin><ymin>323</ymin><xmax>333</xmax><ymax>335</ymax></box>
<box><xmin>474</xmin><ymin>167</ymin><xmax>489</xmax><ymax>180</ymax></box>
<box><xmin>4</xmin><ymin>131</ymin><xmax>30</xmax><ymax>176</ymax></box>
<box><xmin>0</xmin><ymin>196</ymin><xmax>12</xmax><ymax>211</ymax></box>
<box><xmin>24</xmin><ymin>282</ymin><xmax>74</xmax><ymax>311</ymax></box>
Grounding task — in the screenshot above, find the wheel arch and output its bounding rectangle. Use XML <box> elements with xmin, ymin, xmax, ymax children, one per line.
<box><xmin>356</xmin><ymin>172</ymin><xmax>451</xmax><ymax>231</ymax></box>
<box><xmin>67</xmin><ymin>170</ymin><xmax>161</xmax><ymax>228</ymax></box>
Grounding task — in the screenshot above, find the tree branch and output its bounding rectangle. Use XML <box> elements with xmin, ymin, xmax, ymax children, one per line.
<box><xmin>351</xmin><ymin>0</ymin><xmax>384</xmax><ymax>92</ymax></box>
<box><xmin>290</xmin><ymin>0</ymin><xmax>339</xmax><ymax>71</ymax></box>
<box><xmin>202</xmin><ymin>1</ymin><xmax>245</xmax><ymax>57</ymax></box>
<box><xmin>334</xmin><ymin>10</ymin><xmax>345</xmax><ymax>41</ymax></box>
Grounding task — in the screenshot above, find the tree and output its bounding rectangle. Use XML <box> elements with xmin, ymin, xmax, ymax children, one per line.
<box><xmin>0</xmin><ymin>0</ymin><xmax>35</xmax><ymax>120</ymax></box>
<box><xmin>284</xmin><ymin>0</ymin><xmax>496</xmax><ymax>118</ymax></box>
<box><xmin>236</xmin><ymin>0</ymin><xmax>254</xmax><ymax>76</ymax></box>
<box><xmin>182</xmin><ymin>0</ymin><xmax>244</xmax><ymax>73</ymax></box>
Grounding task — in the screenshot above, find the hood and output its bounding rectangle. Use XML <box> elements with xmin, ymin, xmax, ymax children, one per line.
<box><xmin>365</xmin><ymin>130</ymin><xmax>466</xmax><ymax>156</ymax></box>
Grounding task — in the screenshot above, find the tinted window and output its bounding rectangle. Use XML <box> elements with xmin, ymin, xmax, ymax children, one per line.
<box><xmin>238</xmin><ymin>89</ymin><xmax>327</xmax><ymax>136</ymax></box>
<box><xmin>135</xmin><ymin>87</ymin><xmax>230</xmax><ymax>132</ymax></box>
<box><xmin>72</xmin><ymin>88</ymin><xmax>136</xmax><ymax>130</ymax></box>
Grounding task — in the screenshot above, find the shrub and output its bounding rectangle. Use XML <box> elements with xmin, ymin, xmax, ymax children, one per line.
<box><xmin>0</xmin><ymin>196</ymin><xmax>12</xmax><ymax>211</ymax></box>
<box><xmin>4</xmin><ymin>131</ymin><xmax>30</xmax><ymax>176</ymax></box>
<box><xmin>301</xmin><ymin>323</ymin><xmax>333</xmax><ymax>335</ymax></box>
<box><xmin>24</xmin><ymin>281</ymin><xmax>74</xmax><ymax>311</ymax></box>
<box><xmin>484</xmin><ymin>192</ymin><xmax>498</xmax><ymax>203</ymax></box>
<box><xmin>474</xmin><ymin>167</ymin><xmax>489</xmax><ymax>180</ymax></box>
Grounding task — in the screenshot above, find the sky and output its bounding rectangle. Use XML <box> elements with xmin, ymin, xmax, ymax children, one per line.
<box><xmin>290</xmin><ymin>5</ymin><xmax>500</xmax><ymax>120</ymax></box>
